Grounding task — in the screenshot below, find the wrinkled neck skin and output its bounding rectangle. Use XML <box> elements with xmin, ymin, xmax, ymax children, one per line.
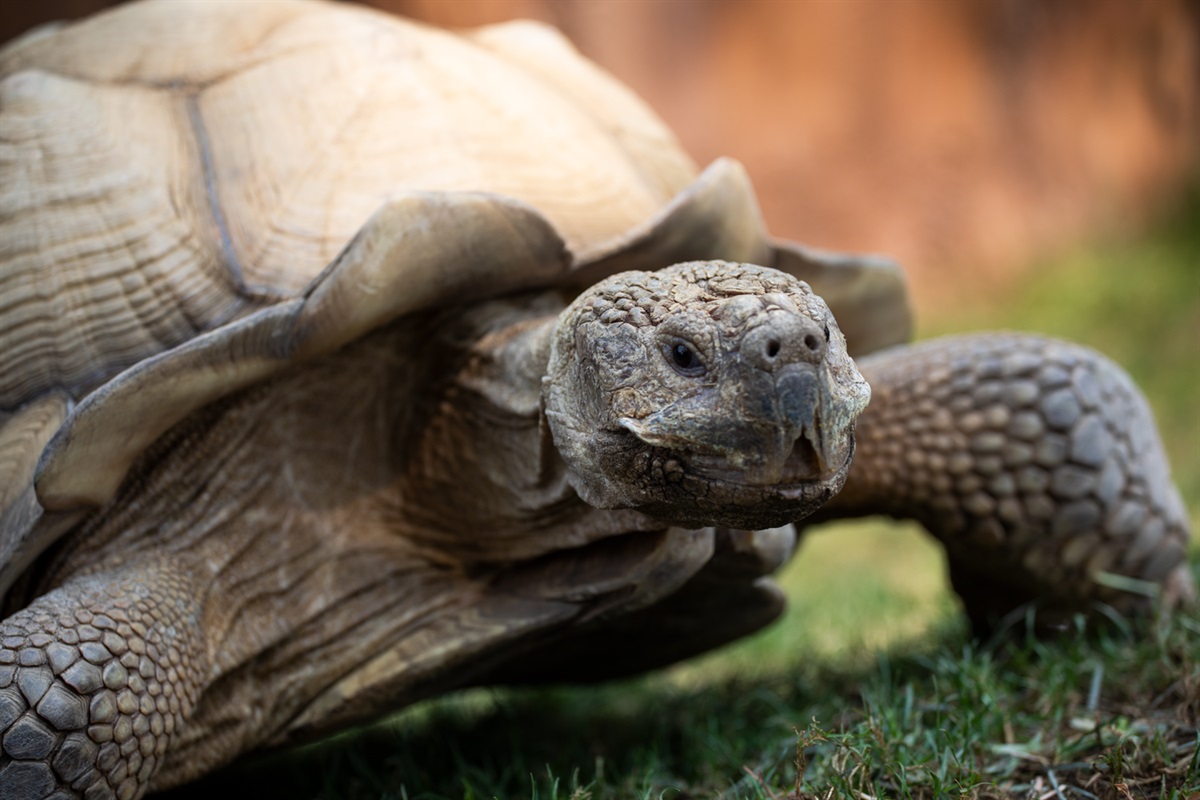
<box><xmin>394</xmin><ymin>292</ymin><xmax>669</xmax><ymax>562</ymax></box>
<box><xmin>35</xmin><ymin>292</ymin><xmax>657</xmax><ymax>587</ymax></box>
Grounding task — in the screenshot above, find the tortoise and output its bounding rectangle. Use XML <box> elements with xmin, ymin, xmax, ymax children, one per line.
<box><xmin>0</xmin><ymin>1</ymin><xmax>1193</xmax><ymax>797</ymax></box>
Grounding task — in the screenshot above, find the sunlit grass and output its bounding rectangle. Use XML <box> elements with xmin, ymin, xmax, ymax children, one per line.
<box><xmin>669</xmin><ymin>521</ymin><xmax>960</xmax><ymax>685</ymax></box>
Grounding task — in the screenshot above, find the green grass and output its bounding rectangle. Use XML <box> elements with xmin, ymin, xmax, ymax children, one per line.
<box><xmin>160</xmin><ymin>566</ymin><xmax>1200</xmax><ymax>799</ymax></box>
<box><xmin>158</xmin><ymin>188</ymin><xmax>1200</xmax><ymax>799</ymax></box>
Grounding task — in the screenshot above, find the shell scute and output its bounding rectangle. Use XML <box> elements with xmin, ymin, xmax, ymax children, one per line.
<box><xmin>0</xmin><ymin>0</ymin><xmax>910</xmax><ymax>592</ymax></box>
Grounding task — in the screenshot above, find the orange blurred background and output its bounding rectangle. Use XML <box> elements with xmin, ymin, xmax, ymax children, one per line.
<box><xmin>4</xmin><ymin>0</ymin><xmax>1197</xmax><ymax>314</ymax></box>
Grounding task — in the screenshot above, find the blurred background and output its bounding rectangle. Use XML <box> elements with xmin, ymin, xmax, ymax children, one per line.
<box><xmin>3</xmin><ymin>0</ymin><xmax>1197</xmax><ymax>315</ymax></box>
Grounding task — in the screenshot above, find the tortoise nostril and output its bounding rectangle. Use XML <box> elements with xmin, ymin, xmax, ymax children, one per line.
<box><xmin>803</xmin><ymin>333</ymin><xmax>821</xmax><ymax>352</ymax></box>
<box><xmin>766</xmin><ymin>339</ymin><xmax>781</xmax><ymax>358</ymax></box>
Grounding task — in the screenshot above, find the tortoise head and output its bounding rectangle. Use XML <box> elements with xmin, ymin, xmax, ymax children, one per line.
<box><xmin>544</xmin><ymin>261</ymin><xmax>871</xmax><ymax>529</ymax></box>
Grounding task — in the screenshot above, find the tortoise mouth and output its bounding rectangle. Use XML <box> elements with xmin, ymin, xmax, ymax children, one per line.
<box><xmin>618</xmin><ymin>431</ymin><xmax>855</xmax><ymax>530</ymax></box>
<box><xmin>682</xmin><ymin>433</ymin><xmax>838</xmax><ymax>488</ymax></box>
<box><xmin>680</xmin><ymin>438</ymin><xmax>853</xmax><ymax>501</ymax></box>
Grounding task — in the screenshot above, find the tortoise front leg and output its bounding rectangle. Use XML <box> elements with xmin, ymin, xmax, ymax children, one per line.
<box><xmin>0</xmin><ymin>559</ymin><xmax>206</xmax><ymax>800</ymax></box>
<box><xmin>812</xmin><ymin>333</ymin><xmax>1194</xmax><ymax>635</ymax></box>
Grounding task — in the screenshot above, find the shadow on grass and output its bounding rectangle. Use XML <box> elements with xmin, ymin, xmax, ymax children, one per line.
<box><xmin>153</xmin><ymin>641</ymin><xmax>936</xmax><ymax>800</ymax></box>
<box><xmin>154</xmin><ymin>584</ymin><xmax>1198</xmax><ymax>799</ymax></box>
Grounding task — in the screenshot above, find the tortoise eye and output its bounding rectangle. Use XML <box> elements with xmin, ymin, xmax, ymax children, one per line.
<box><xmin>665</xmin><ymin>340</ymin><xmax>705</xmax><ymax>376</ymax></box>
<box><xmin>823</xmin><ymin>323</ymin><xmax>830</xmax><ymax>342</ymax></box>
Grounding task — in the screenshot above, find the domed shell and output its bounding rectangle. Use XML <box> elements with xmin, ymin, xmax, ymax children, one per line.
<box><xmin>0</xmin><ymin>0</ymin><xmax>910</xmax><ymax>593</ymax></box>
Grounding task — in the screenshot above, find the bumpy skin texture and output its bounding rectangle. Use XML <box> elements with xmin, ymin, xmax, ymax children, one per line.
<box><xmin>0</xmin><ymin>561</ymin><xmax>204</xmax><ymax>800</ymax></box>
<box><xmin>545</xmin><ymin>262</ymin><xmax>870</xmax><ymax>530</ymax></box>
<box><xmin>814</xmin><ymin>333</ymin><xmax>1194</xmax><ymax>633</ymax></box>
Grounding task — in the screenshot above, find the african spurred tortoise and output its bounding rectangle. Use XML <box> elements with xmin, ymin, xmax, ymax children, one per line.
<box><xmin>0</xmin><ymin>2</ymin><xmax>1192</xmax><ymax>797</ymax></box>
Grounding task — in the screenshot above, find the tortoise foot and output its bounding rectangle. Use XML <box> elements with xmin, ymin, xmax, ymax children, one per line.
<box><xmin>819</xmin><ymin>333</ymin><xmax>1194</xmax><ymax>630</ymax></box>
<box><xmin>0</xmin><ymin>561</ymin><xmax>206</xmax><ymax>800</ymax></box>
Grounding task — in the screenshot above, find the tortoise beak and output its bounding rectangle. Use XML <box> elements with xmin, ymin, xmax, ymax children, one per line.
<box><xmin>618</xmin><ymin>361</ymin><xmax>846</xmax><ymax>486</ymax></box>
<box><xmin>776</xmin><ymin>364</ymin><xmax>838</xmax><ymax>476</ymax></box>
<box><xmin>733</xmin><ymin>361</ymin><xmax>843</xmax><ymax>485</ymax></box>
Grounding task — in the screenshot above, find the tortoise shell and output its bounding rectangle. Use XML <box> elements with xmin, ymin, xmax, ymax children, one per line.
<box><xmin>0</xmin><ymin>0</ymin><xmax>909</xmax><ymax>593</ymax></box>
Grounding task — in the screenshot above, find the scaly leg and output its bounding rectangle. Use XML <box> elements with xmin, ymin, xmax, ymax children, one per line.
<box><xmin>0</xmin><ymin>559</ymin><xmax>206</xmax><ymax>800</ymax></box>
<box><xmin>812</xmin><ymin>333</ymin><xmax>1194</xmax><ymax>635</ymax></box>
